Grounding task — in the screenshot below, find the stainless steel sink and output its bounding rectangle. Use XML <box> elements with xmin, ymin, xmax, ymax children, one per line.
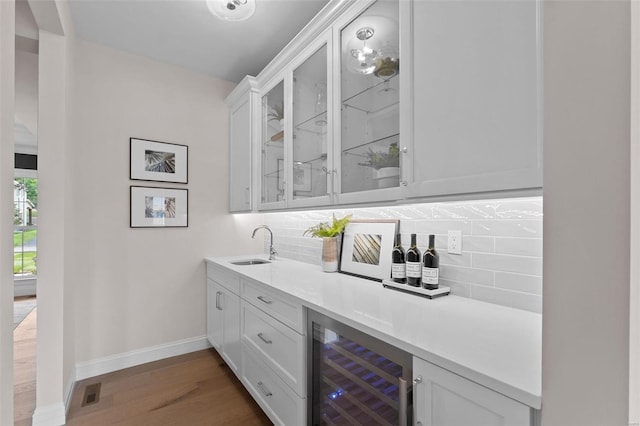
<box><xmin>230</xmin><ymin>259</ymin><xmax>271</xmax><ymax>266</ymax></box>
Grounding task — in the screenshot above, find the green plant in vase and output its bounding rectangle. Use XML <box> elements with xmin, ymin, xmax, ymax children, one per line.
<box><xmin>304</xmin><ymin>214</ymin><xmax>352</xmax><ymax>272</ymax></box>
<box><xmin>267</xmin><ymin>102</ymin><xmax>284</xmax><ymax>122</ymax></box>
<box><xmin>304</xmin><ymin>214</ymin><xmax>352</xmax><ymax>238</ymax></box>
<box><xmin>358</xmin><ymin>142</ymin><xmax>400</xmax><ymax>170</ymax></box>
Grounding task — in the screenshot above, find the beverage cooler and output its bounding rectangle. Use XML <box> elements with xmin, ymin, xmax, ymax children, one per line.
<box><xmin>307</xmin><ymin>310</ymin><xmax>413</xmax><ymax>425</ymax></box>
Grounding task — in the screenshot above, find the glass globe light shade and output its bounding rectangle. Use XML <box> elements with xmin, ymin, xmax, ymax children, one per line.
<box><xmin>206</xmin><ymin>0</ymin><xmax>255</xmax><ymax>22</ymax></box>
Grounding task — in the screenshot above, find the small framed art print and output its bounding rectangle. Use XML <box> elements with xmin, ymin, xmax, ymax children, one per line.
<box><xmin>130</xmin><ymin>138</ymin><xmax>188</xmax><ymax>183</ymax></box>
<box><xmin>130</xmin><ymin>186</ymin><xmax>188</xmax><ymax>228</ymax></box>
<box><xmin>340</xmin><ymin>219</ymin><xmax>399</xmax><ymax>281</ymax></box>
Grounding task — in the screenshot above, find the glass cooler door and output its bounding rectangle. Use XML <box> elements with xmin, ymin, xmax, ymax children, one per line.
<box><xmin>308</xmin><ymin>311</ymin><xmax>412</xmax><ymax>425</ymax></box>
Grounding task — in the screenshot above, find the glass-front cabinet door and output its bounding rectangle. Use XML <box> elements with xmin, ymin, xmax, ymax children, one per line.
<box><xmin>338</xmin><ymin>0</ymin><xmax>400</xmax><ymax>201</ymax></box>
<box><xmin>291</xmin><ymin>41</ymin><xmax>330</xmax><ymax>205</ymax></box>
<box><xmin>261</xmin><ymin>80</ymin><xmax>285</xmax><ymax>206</ymax></box>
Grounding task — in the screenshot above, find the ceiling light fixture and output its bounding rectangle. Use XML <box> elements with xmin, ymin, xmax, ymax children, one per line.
<box><xmin>348</xmin><ymin>27</ymin><xmax>378</xmax><ymax>75</ymax></box>
<box><xmin>206</xmin><ymin>0</ymin><xmax>256</xmax><ymax>22</ymax></box>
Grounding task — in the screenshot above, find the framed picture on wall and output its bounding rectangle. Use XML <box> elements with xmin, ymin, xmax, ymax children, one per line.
<box><xmin>340</xmin><ymin>219</ymin><xmax>399</xmax><ymax>281</ymax></box>
<box><xmin>130</xmin><ymin>138</ymin><xmax>188</xmax><ymax>183</ymax></box>
<box><xmin>293</xmin><ymin>161</ymin><xmax>312</xmax><ymax>192</ymax></box>
<box><xmin>130</xmin><ymin>186</ymin><xmax>188</xmax><ymax>228</ymax></box>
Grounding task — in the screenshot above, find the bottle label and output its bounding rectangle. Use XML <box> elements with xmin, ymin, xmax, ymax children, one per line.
<box><xmin>406</xmin><ymin>262</ymin><xmax>421</xmax><ymax>278</ymax></box>
<box><xmin>392</xmin><ymin>263</ymin><xmax>406</xmax><ymax>279</ymax></box>
<box><xmin>422</xmin><ymin>267</ymin><xmax>439</xmax><ymax>284</ymax></box>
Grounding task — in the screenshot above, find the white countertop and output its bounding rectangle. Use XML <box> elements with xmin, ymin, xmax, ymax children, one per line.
<box><xmin>205</xmin><ymin>255</ymin><xmax>542</xmax><ymax>409</ymax></box>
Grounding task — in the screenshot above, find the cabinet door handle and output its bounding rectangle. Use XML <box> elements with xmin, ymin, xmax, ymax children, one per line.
<box><xmin>257</xmin><ymin>332</ymin><xmax>272</xmax><ymax>344</ymax></box>
<box><xmin>215</xmin><ymin>291</ymin><xmax>222</xmax><ymax>310</ymax></box>
<box><xmin>257</xmin><ymin>295</ymin><xmax>273</xmax><ymax>305</ymax></box>
<box><xmin>257</xmin><ymin>381</ymin><xmax>273</xmax><ymax>397</ymax></box>
<box><xmin>399</xmin><ymin>377</ymin><xmax>408</xmax><ymax>425</ymax></box>
<box><xmin>414</xmin><ymin>375</ymin><xmax>423</xmax><ymax>425</ymax></box>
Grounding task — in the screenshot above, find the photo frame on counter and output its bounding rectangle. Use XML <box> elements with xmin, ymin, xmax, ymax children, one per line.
<box><xmin>130</xmin><ymin>138</ymin><xmax>188</xmax><ymax>183</ymax></box>
<box><xmin>130</xmin><ymin>186</ymin><xmax>188</xmax><ymax>228</ymax></box>
<box><xmin>339</xmin><ymin>219</ymin><xmax>399</xmax><ymax>281</ymax></box>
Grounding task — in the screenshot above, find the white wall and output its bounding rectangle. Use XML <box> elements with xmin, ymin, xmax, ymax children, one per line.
<box><xmin>542</xmin><ymin>1</ymin><xmax>630</xmax><ymax>424</ymax></box>
<box><xmin>632</xmin><ymin>0</ymin><xmax>640</xmax><ymax>421</ymax></box>
<box><xmin>68</xmin><ymin>39</ymin><xmax>263</xmax><ymax>366</ymax></box>
<box><xmin>0</xmin><ymin>1</ymin><xmax>15</xmax><ymax>424</ymax></box>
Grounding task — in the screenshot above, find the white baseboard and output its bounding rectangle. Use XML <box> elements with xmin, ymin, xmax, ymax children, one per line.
<box><xmin>64</xmin><ymin>369</ymin><xmax>76</xmax><ymax>416</ymax></box>
<box><xmin>14</xmin><ymin>278</ymin><xmax>36</xmax><ymax>297</ymax></box>
<box><xmin>74</xmin><ymin>335</ymin><xmax>211</xmax><ymax>382</ymax></box>
<box><xmin>31</xmin><ymin>402</ymin><xmax>65</xmax><ymax>426</ymax></box>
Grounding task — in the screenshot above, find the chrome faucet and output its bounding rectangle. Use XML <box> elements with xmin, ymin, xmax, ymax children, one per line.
<box><xmin>252</xmin><ymin>225</ymin><xmax>277</xmax><ymax>260</ymax></box>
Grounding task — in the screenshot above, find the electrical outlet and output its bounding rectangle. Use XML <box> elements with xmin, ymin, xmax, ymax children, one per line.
<box><xmin>448</xmin><ymin>230</ymin><xmax>462</xmax><ymax>255</ymax></box>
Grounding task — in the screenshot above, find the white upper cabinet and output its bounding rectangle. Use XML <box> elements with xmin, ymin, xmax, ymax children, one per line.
<box><xmin>226</xmin><ymin>76</ymin><xmax>258</xmax><ymax>213</ymax></box>
<box><xmin>290</xmin><ymin>34</ymin><xmax>333</xmax><ymax>208</ymax></box>
<box><xmin>335</xmin><ymin>0</ymin><xmax>403</xmax><ymax>205</ymax></box>
<box><xmin>402</xmin><ymin>0</ymin><xmax>542</xmax><ymax>198</ymax></box>
<box><xmin>259</xmin><ymin>78</ymin><xmax>286</xmax><ymax>208</ymax></box>
<box><xmin>229</xmin><ymin>0</ymin><xmax>542</xmax><ymax>211</ymax></box>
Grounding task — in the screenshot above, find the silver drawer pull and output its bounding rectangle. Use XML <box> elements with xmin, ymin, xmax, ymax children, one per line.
<box><xmin>257</xmin><ymin>295</ymin><xmax>273</xmax><ymax>305</ymax></box>
<box><xmin>215</xmin><ymin>291</ymin><xmax>222</xmax><ymax>310</ymax></box>
<box><xmin>257</xmin><ymin>381</ymin><xmax>272</xmax><ymax>397</ymax></box>
<box><xmin>257</xmin><ymin>332</ymin><xmax>272</xmax><ymax>344</ymax></box>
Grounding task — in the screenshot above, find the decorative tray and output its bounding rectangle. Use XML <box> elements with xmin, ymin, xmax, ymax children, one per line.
<box><xmin>382</xmin><ymin>279</ymin><xmax>450</xmax><ymax>299</ymax></box>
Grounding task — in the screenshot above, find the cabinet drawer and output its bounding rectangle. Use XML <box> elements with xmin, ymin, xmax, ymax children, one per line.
<box><xmin>242</xmin><ymin>301</ymin><xmax>305</xmax><ymax>396</ymax></box>
<box><xmin>243</xmin><ymin>343</ymin><xmax>305</xmax><ymax>426</ymax></box>
<box><xmin>206</xmin><ymin>262</ymin><xmax>240</xmax><ymax>295</ymax></box>
<box><xmin>242</xmin><ymin>278</ymin><xmax>305</xmax><ymax>334</ymax></box>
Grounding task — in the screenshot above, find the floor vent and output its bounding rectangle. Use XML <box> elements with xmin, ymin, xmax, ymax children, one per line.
<box><xmin>81</xmin><ymin>382</ymin><xmax>101</xmax><ymax>407</ymax></box>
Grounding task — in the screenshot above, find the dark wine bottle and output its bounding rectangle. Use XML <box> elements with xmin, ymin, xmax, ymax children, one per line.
<box><xmin>406</xmin><ymin>234</ymin><xmax>421</xmax><ymax>287</ymax></box>
<box><xmin>422</xmin><ymin>234</ymin><xmax>439</xmax><ymax>290</ymax></box>
<box><xmin>391</xmin><ymin>233</ymin><xmax>406</xmax><ymax>284</ymax></box>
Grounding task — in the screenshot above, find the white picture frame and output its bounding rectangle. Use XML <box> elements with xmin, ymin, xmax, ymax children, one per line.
<box><xmin>340</xmin><ymin>220</ymin><xmax>399</xmax><ymax>281</ymax></box>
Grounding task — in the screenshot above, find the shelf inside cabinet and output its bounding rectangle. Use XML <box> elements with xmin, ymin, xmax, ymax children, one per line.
<box><xmin>342</xmin><ymin>75</ymin><xmax>399</xmax><ymax>115</ymax></box>
<box><xmin>294</xmin><ymin>111</ymin><xmax>328</xmax><ymax>135</ymax></box>
<box><xmin>342</xmin><ymin>133</ymin><xmax>400</xmax><ymax>161</ymax></box>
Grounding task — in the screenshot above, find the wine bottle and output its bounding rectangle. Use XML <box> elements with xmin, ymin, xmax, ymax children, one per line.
<box><xmin>406</xmin><ymin>234</ymin><xmax>421</xmax><ymax>287</ymax></box>
<box><xmin>422</xmin><ymin>234</ymin><xmax>439</xmax><ymax>290</ymax></box>
<box><xmin>391</xmin><ymin>233</ymin><xmax>406</xmax><ymax>284</ymax></box>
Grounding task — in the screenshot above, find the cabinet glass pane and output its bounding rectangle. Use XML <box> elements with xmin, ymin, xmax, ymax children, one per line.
<box><xmin>293</xmin><ymin>44</ymin><xmax>328</xmax><ymax>200</ymax></box>
<box><xmin>262</xmin><ymin>81</ymin><xmax>285</xmax><ymax>204</ymax></box>
<box><xmin>340</xmin><ymin>1</ymin><xmax>400</xmax><ymax>194</ymax></box>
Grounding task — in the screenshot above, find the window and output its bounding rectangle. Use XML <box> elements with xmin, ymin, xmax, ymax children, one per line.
<box><xmin>14</xmin><ymin>177</ymin><xmax>37</xmax><ymax>277</ymax></box>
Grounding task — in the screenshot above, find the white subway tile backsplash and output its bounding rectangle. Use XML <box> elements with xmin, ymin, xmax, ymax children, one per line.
<box><xmin>495</xmin><ymin>237</ymin><xmax>543</xmax><ymax>257</ymax></box>
<box><xmin>463</xmin><ymin>236</ymin><xmax>495</xmax><ymax>253</ymax></box>
<box><xmin>439</xmin><ymin>251</ymin><xmax>473</xmax><ymax>268</ymax></box>
<box><xmin>263</xmin><ymin>197</ymin><xmax>543</xmax><ymax>313</ymax></box>
<box><xmin>432</xmin><ymin>203</ymin><xmax>495</xmax><ymax>220</ymax></box>
<box><xmin>470</xmin><ymin>285</ymin><xmax>542</xmax><ymax>313</ymax></box>
<box><xmin>495</xmin><ymin>198</ymin><xmax>543</xmax><ymax>219</ymax></box>
<box><xmin>495</xmin><ymin>272</ymin><xmax>542</xmax><ymax>295</ymax></box>
<box><xmin>440</xmin><ymin>265</ymin><xmax>494</xmax><ymax>287</ymax></box>
<box><xmin>415</xmin><ymin>219</ymin><xmax>473</xmax><ymax>236</ymax></box>
<box><xmin>440</xmin><ymin>279</ymin><xmax>471</xmax><ymax>298</ymax></box>
<box><xmin>472</xmin><ymin>220</ymin><xmax>542</xmax><ymax>238</ymax></box>
<box><xmin>473</xmin><ymin>253</ymin><xmax>543</xmax><ymax>276</ymax></box>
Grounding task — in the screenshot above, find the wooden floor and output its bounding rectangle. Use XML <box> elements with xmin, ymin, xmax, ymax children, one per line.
<box><xmin>66</xmin><ymin>348</ymin><xmax>272</xmax><ymax>425</ymax></box>
<box><xmin>14</xmin><ymin>305</ymin><xmax>37</xmax><ymax>426</ymax></box>
<box><xmin>12</xmin><ymin>304</ymin><xmax>271</xmax><ymax>425</ymax></box>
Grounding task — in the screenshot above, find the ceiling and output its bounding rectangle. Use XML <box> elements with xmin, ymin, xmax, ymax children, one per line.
<box><xmin>68</xmin><ymin>0</ymin><xmax>330</xmax><ymax>83</ymax></box>
<box><xmin>14</xmin><ymin>0</ymin><xmax>329</xmax><ymax>155</ymax></box>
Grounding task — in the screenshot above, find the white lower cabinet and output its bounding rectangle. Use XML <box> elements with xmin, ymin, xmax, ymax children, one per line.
<box><xmin>206</xmin><ymin>278</ymin><xmax>241</xmax><ymax>375</ymax></box>
<box><xmin>241</xmin><ymin>300</ymin><xmax>306</xmax><ymax>396</ymax></box>
<box><xmin>242</xmin><ymin>342</ymin><xmax>306</xmax><ymax>426</ymax></box>
<box><xmin>413</xmin><ymin>357</ymin><xmax>532</xmax><ymax>426</ymax></box>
